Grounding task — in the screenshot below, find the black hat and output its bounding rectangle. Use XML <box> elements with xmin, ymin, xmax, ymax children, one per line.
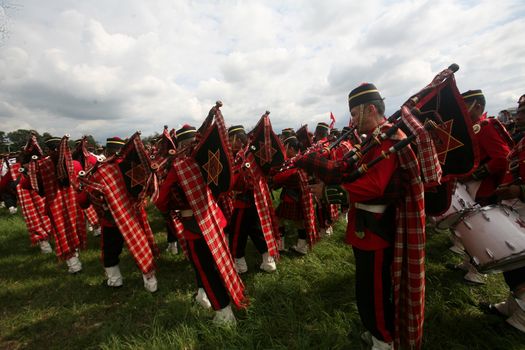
<box><xmin>517</xmin><ymin>94</ymin><xmax>525</xmax><ymax>113</ymax></box>
<box><xmin>228</xmin><ymin>125</ymin><xmax>246</xmax><ymax>137</ymax></box>
<box><xmin>281</xmin><ymin>128</ymin><xmax>295</xmax><ymax>138</ymax></box>
<box><xmin>461</xmin><ymin>89</ymin><xmax>485</xmax><ymax>106</ymax></box>
<box><xmin>315</xmin><ymin>122</ymin><xmax>330</xmax><ymax>137</ymax></box>
<box><xmin>348</xmin><ymin>83</ymin><xmax>383</xmax><ymax>110</ymax></box>
<box><xmin>105</xmin><ymin>137</ymin><xmax>125</xmax><ymax>156</ymax></box>
<box><xmin>283</xmin><ymin>135</ymin><xmax>298</xmax><ymax>144</ymax></box>
<box><xmin>175</xmin><ymin>124</ymin><xmax>197</xmax><ymax>143</ymax></box>
<box><xmin>315</xmin><ymin>122</ymin><xmax>329</xmax><ymax>130</ymax></box>
<box><xmin>44</xmin><ymin>137</ymin><xmax>62</xmax><ymax>150</ymax></box>
<box><xmin>283</xmin><ymin>135</ymin><xmax>300</xmax><ymax>151</ymax></box>
<box><xmin>106</xmin><ymin>137</ymin><xmax>125</xmax><ymax>148</ymax></box>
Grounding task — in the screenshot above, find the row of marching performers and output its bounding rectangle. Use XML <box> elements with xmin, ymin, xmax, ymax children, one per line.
<box><xmin>0</xmin><ymin>119</ymin><xmax>351</xmax><ymax>325</ymax></box>
<box><xmin>431</xmin><ymin>92</ymin><xmax>525</xmax><ymax>334</ymax></box>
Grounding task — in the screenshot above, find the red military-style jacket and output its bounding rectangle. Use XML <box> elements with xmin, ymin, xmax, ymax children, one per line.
<box><xmin>473</xmin><ymin>119</ymin><xmax>511</xmax><ymax>200</ymax></box>
<box><xmin>341</xmin><ymin>126</ymin><xmax>401</xmax><ymax>251</ymax></box>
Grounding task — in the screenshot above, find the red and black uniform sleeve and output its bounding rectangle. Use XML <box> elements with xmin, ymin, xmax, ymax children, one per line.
<box><xmin>475</xmin><ymin>122</ymin><xmax>511</xmax><ymax>198</ymax></box>
<box><xmin>154</xmin><ymin>165</ymin><xmax>190</xmax><ymax>213</ymax></box>
<box><xmin>272</xmin><ymin>168</ymin><xmax>299</xmax><ymax>188</ymax></box>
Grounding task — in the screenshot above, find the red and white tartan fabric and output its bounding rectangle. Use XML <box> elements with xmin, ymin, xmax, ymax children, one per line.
<box><xmin>401</xmin><ymin>106</ymin><xmax>442</xmax><ymax>188</ymax></box>
<box><xmin>10</xmin><ymin>163</ymin><xmax>53</xmax><ymax>245</ymax></box>
<box><xmin>169</xmin><ymin>211</ymin><xmax>189</xmax><ymax>258</ymax></box>
<box><xmin>173</xmin><ymin>156</ymin><xmax>247</xmax><ymax>309</ymax></box>
<box><xmin>244</xmin><ymin>151</ymin><xmax>280</xmax><ymax>258</ymax></box>
<box><xmin>276</xmin><ymin>199</ymin><xmax>302</xmax><ymax>220</ymax></box>
<box><xmin>27</xmin><ymin>160</ymin><xmax>40</xmax><ymax>193</ymax></box>
<box><xmin>39</xmin><ymin>157</ymin><xmax>86</xmax><ymax>259</ymax></box>
<box><xmin>56</xmin><ymin>136</ymin><xmax>77</xmax><ymax>187</ymax></box>
<box><xmin>393</xmin><ymin>144</ymin><xmax>426</xmax><ymax>350</ymax></box>
<box><xmin>217</xmin><ymin>193</ymin><xmax>234</xmax><ymax>223</ymax></box>
<box><xmin>297</xmin><ymin>169</ymin><xmax>319</xmax><ymax>245</ymax></box>
<box><xmin>84</xmin><ymin>205</ymin><xmax>99</xmax><ymax>227</ymax></box>
<box><xmin>81</xmin><ymin>162</ymin><xmax>158</xmax><ymax>274</ymax></box>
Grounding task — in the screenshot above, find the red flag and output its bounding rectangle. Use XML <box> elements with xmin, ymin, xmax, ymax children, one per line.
<box><xmin>329</xmin><ymin>112</ymin><xmax>336</xmax><ymax>129</ymax></box>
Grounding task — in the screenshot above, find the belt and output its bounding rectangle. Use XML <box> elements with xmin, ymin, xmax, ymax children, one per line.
<box><xmin>354</xmin><ymin>202</ymin><xmax>387</xmax><ymax>214</ymax></box>
<box><xmin>180</xmin><ymin>209</ymin><xmax>194</xmax><ymax>218</ymax></box>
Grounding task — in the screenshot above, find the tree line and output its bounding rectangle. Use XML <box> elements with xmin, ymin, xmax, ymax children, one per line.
<box><xmin>0</xmin><ymin>129</ymin><xmax>160</xmax><ymax>154</ymax></box>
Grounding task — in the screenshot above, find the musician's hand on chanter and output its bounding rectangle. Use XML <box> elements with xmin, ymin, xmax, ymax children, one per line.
<box><xmin>495</xmin><ymin>184</ymin><xmax>521</xmax><ymax>200</ymax></box>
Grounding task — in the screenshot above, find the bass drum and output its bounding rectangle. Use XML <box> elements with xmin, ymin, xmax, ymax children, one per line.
<box><xmin>435</xmin><ymin>182</ymin><xmax>476</xmax><ymax>229</ymax></box>
<box><xmin>502</xmin><ymin>199</ymin><xmax>525</xmax><ymax>218</ymax></box>
<box><xmin>453</xmin><ymin>205</ymin><xmax>525</xmax><ymax>274</ymax></box>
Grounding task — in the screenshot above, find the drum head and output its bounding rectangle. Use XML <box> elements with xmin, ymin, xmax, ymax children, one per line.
<box><xmin>436</xmin><ymin>211</ymin><xmax>466</xmax><ymax>229</ymax></box>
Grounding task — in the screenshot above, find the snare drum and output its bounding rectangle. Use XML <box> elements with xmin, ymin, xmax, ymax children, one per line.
<box><xmin>453</xmin><ymin>205</ymin><xmax>525</xmax><ymax>274</ymax></box>
<box><xmin>435</xmin><ymin>182</ymin><xmax>476</xmax><ymax>229</ymax></box>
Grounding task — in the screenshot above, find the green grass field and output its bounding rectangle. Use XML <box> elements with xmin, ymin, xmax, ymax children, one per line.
<box><xmin>1</xmin><ymin>207</ymin><xmax>525</xmax><ymax>350</ymax></box>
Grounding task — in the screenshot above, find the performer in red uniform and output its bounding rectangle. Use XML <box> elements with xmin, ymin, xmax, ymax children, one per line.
<box><xmin>492</xmin><ymin>96</ymin><xmax>525</xmax><ymax>333</ymax></box>
<box><xmin>272</xmin><ymin>135</ymin><xmax>318</xmax><ymax>254</ymax></box>
<box><xmin>0</xmin><ymin>156</ymin><xmax>18</xmax><ymax>214</ymax></box>
<box><xmin>155</xmin><ymin>124</ymin><xmax>246</xmax><ymax>323</ymax></box>
<box><xmin>312</xmin><ymin>122</ymin><xmax>338</xmax><ymax>236</ymax></box>
<box><xmin>227</xmin><ymin>125</ymin><xmax>279</xmax><ymax>274</ymax></box>
<box><xmin>462</xmin><ymin>90</ymin><xmax>512</xmax><ymax>205</ymax></box>
<box><xmin>73</xmin><ymin>138</ymin><xmax>101</xmax><ymax>237</ymax></box>
<box><xmin>8</xmin><ymin>138</ymin><xmax>54</xmax><ymax>253</ymax></box>
<box><xmin>455</xmin><ymin>90</ymin><xmax>513</xmax><ymax>284</ymax></box>
<box><xmin>38</xmin><ymin>136</ymin><xmax>86</xmax><ymax>273</ymax></box>
<box><xmin>78</xmin><ymin>137</ymin><xmax>159</xmax><ymax>292</ymax></box>
<box><xmin>298</xmin><ymin>83</ymin><xmax>426</xmax><ymax>349</ymax></box>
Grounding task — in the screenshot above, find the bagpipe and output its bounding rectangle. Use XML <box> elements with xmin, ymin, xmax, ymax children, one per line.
<box><xmin>278</xmin><ymin>115</ymin><xmax>361</xmax><ymax>173</ymax></box>
<box><xmin>192</xmin><ymin>101</ymin><xmax>235</xmax><ymax>197</ymax></box>
<box><xmin>147</xmin><ymin>101</ymin><xmax>235</xmax><ymax>199</ymax></box>
<box><xmin>291</xmin><ymin>63</ymin><xmax>478</xmax><ymax>189</ymax></box>
<box><xmin>16</xmin><ymin>132</ymin><xmax>45</xmax><ymax>193</ymax></box>
<box><xmin>234</xmin><ymin>110</ymin><xmax>287</xmax><ymax>176</ymax></box>
<box><xmin>72</xmin><ymin>136</ymin><xmax>103</xmax><ymax>172</ymax></box>
<box><xmin>149</xmin><ymin>125</ymin><xmax>179</xmax><ymax>185</ymax></box>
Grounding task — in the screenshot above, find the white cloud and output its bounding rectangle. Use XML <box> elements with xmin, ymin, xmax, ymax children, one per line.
<box><xmin>0</xmin><ymin>0</ymin><xmax>524</xmax><ymax>142</ymax></box>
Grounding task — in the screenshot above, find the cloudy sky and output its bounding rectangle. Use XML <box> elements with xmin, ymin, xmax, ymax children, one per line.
<box><xmin>1</xmin><ymin>0</ymin><xmax>524</xmax><ymax>142</ymax></box>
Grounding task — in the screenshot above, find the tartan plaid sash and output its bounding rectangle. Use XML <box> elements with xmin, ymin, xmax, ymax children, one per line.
<box><xmin>39</xmin><ymin>158</ymin><xmax>86</xmax><ymax>258</ymax></box>
<box><xmin>401</xmin><ymin>106</ymin><xmax>442</xmax><ymax>188</ymax></box>
<box><xmin>27</xmin><ymin>161</ymin><xmax>40</xmax><ymax>193</ymax></box>
<box><xmin>174</xmin><ymin>157</ymin><xmax>247</xmax><ymax>309</ymax></box>
<box><xmin>297</xmin><ymin>169</ymin><xmax>319</xmax><ymax>245</ymax></box>
<box><xmin>244</xmin><ymin>152</ymin><xmax>280</xmax><ymax>258</ymax></box>
<box><xmin>10</xmin><ymin>163</ymin><xmax>53</xmax><ymax>245</ymax></box>
<box><xmin>82</xmin><ymin>162</ymin><xmax>158</xmax><ymax>274</ymax></box>
<box><xmin>84</xmin><ymin>205</ymin><xmax>99</xmax><ymax>227</ymax></box>
<box><xmin>56</xmin><ymin>136</ymin><xmax>76</xmax><ymax>187</ymax></box>
<box><xmin>393</xmin><ymin>145</ymin><xmax>426</xmax><ymax>350</ymax></box>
